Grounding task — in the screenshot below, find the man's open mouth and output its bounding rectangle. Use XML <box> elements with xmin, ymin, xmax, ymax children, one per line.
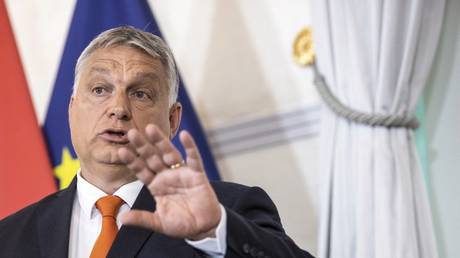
<box><xmin>99</xmin><ymin>129</ymin><xmax>129</xmax><ymax>144</ymax></box>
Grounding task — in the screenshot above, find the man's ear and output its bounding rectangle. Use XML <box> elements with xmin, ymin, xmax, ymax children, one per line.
<box><xmin>169</xmin><ymin>102</ymin><xmax>182</xmax><ymax>139</ymax></box>
<box><xmin>68</xmin><ymin>96</ymin><xmax>74</xmax><ymax>122</ymax></box>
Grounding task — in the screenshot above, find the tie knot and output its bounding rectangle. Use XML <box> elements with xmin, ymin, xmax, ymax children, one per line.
<box><xmin>95</xmin><ymin>195</ymin><xmax>124</xmax><ymax>218</ymax></box>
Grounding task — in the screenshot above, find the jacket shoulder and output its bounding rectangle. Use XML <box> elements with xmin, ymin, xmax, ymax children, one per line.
<box><xmin>210</xmin><ymin>181</ymin><xmax>256</xmax><ymax>206</ymax></box>
<box><xmin>210</xmin><ymin>181</ymin><xmax>315</xmax><ymax>257</ymax></box>
<box><xmin>0</xmin><ymin>189</ymin><xmax>65</xmax><ymax>236</ymax></box>
<box><xmin>210</xmin><ymin>181</ymin><xmax>276</xmax><ymax>210</ymax></box>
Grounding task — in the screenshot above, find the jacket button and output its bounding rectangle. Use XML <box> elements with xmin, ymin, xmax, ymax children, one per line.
<box><xmin>250</xmin><ymin>247</ymin><xmax>258</xmax><ymax>257</ymax></box>
<box><xmin>243</xmin><ymin>243</ymin><xmax>250</xmax><ymax>254</ymax></box>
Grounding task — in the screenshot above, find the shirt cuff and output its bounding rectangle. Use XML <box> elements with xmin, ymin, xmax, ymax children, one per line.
<box><xmin>185</xmin><ymin>204</ymin><xmax>227</xmax><ymax>258</ymax></box>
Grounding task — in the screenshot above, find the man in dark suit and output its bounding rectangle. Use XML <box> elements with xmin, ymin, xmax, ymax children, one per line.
<box><xmin>0</xmin><ymin>26</ymin><xmax>314</xmax><ymax>258</ymax></box>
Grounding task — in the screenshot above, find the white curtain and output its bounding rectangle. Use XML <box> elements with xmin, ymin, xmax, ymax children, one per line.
<box><xmin>311</xmin><ymin>1</ymin><xmax>445</xmax><ymax>257</ymax></box>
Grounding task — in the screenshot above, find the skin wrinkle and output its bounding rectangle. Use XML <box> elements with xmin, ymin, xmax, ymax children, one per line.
<box><xmin>85</xmin><ymin>63</ymin><xmax>164</xmax><ymax>102</ymax></box>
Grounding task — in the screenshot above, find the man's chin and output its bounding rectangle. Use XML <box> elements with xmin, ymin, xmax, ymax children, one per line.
<box><xmin>94</xmin><ymin>157</ymin><xmax>133</xmax><ymax>177</ymax></box>
<box><xmin>93</xmin><ymin>150</ymin><xmax>127</xmax><ymax>166</ymax></box>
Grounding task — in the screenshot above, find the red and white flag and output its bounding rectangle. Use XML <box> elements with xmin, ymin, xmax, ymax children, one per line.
<box><xmin>0</xmin><ymin>0</ymin><xmax>56</xmax><ymax>219</ymax></box>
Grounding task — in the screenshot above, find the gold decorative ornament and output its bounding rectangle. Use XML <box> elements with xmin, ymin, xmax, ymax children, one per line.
<box><xmin>293</xmin><ymin>27</ymin><xmax>315</xmax><ymax>66</ymax></box>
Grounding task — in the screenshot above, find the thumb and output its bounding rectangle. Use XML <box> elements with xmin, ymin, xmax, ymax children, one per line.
<box><xmin>121</xmin><ymin>210</ymin><xmax>163</xmax><ymax>232</ymax></box>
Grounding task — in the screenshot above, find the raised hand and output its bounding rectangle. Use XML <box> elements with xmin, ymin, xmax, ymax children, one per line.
<box><xmin>117</xmin><ymin>124</ymin><xmax>221</xmax><ymax>240</ymax></box>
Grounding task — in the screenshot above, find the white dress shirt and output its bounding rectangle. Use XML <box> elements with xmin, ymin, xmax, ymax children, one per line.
<box><xmin>68</xmin><ymin>172</ymin><xmax>226</xmax><ymax>258</ymax></box>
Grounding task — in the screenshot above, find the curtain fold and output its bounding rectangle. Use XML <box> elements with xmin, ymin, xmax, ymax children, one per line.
<box><xmin>311</xmin><ymin>1</ymin><xmax>445</xmax><ymax>257</ymax></box>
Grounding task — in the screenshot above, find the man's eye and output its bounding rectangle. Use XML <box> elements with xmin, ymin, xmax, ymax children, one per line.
<box><xmin>92</xmin><ymin>87</ymin><xmax>107</xmax><ymax>95</ymax></box>
<box><xmin>131</xmin><ymin>90</ymin><xmax>151</xmax><ymax>100</ymax></box>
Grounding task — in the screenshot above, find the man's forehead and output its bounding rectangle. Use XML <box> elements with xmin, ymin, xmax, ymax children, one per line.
<box><xmin>87</xmin><ymin>56</ymin><xmax>159</xmax><ymax>69</ymax></box>
<box><xmin>86</xmin><ymin>46</ymin><xmax>160</xmax><ymax>68</ymax></box>
<box><xmin>87</xmin><ymin>65</ymin><xmax>160</xmax><ymax>81</ymax></box>
<box><xmin>86</xmin><ymin>60</ymin><xmax>159</xmax><ymax>73</ymax></box>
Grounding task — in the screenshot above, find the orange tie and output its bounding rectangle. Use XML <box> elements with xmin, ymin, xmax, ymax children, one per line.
<box><xmin>90</xmin><ymin>195</ymin><xmax>124</xmax><ymax>258</ymax></box>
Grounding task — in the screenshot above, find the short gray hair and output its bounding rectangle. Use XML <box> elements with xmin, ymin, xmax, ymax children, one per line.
<box><xmin>73</xmin><ymin>26</ymin><xmax>179</xmax><ymax>105</ymax></box>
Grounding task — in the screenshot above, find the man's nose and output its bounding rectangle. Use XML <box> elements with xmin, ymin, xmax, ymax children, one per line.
<box><xmin>108</xmin><ymin>92</ymin><xmax>132</xmax><ymax>121</ymax></box>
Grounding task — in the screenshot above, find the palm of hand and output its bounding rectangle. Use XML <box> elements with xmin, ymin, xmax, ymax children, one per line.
<box><xmin>118</xmin><ymin>125</ymin><xmax>221</xmax><ymax>240</ymax></box>
<box><xmin>150</xmin><ymin>167</ymin><xmax>221</xmax><ymax>239</ymax></box>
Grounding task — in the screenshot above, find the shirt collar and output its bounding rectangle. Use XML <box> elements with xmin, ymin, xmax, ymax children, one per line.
<box><xmin>76</xmin><ymin>170</ymin><xmax>144</xmax><ymax>219</ymax></box>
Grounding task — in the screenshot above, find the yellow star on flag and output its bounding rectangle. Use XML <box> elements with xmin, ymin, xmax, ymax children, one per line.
<box><xmin>54</xmin><ymin>147</ymin><xmax>80</xmax><ymax>190</ymax></box>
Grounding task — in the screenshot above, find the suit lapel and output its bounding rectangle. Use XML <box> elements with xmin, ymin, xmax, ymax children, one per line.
<box><xmin>108</xmin><ymin>186</ymin><xmax>155</xmax><ymax>258</ymax></box>
<box><xmin>37</xmin><ymin>177</ymin><xmax>76</xmax><ymax>258</ymax></box>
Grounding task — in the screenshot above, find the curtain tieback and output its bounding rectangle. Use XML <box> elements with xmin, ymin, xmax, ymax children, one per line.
<box><xmin>312</xmin><ymin>63</ymin><xmax>419</xmax><ymax>129</ymax></box>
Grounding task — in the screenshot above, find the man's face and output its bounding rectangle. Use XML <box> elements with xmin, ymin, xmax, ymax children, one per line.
<box><xmin>69</xmin><ymin>45</ymin><xmax>181</xmax><ymax>169</ymax></box>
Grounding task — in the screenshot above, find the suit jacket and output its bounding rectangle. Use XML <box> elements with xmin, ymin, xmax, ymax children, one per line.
<box><xmin>0</xmin><ymin>178</ymin><xmax>314</xmax><ymax>258</ymax></box>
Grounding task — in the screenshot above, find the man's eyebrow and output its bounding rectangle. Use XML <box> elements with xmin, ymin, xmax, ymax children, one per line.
<box><xmin>132</xmin><ymin>72</ymin><xmax>160</xmax><ymax>83</ymax></box>
<box><xmin>88</xmin><ymin>67</ymin><xmax>111</xmax><ymax>75</ymax></box>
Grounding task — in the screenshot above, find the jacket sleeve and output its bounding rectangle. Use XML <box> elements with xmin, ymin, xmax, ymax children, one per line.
<box><xmin>223</xmin><ymin>186</ymin><xmax>315</xmax><ymax>258</ymax></box>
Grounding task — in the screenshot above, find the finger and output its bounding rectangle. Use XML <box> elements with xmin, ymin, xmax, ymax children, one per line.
<box><xmin>127</xmin><ymin>129</ymin><xmax>167</xmax><ymax>172</ymax></box>
<box><xmin>145</xmin><ymin>124</ymin><xmax>183</xmax><ymax>166</ymax></box>
<box><xmin>121</xmin><ymin>210</ymin><xmax>163</xmax><ymax>232</ymax></box>
<box><xmin>128</xmin><ymin>129</ymin><xmax>156</xmax><ymax>159</ymax></box>
<box><xmin>118</xmin><ymin>147</ymin><xmax>155</xmax><ymax>184</ymax></box>
<box><xmin>179</xmin><ymin>131</ymin><xmax>204</xmax><ymax>172</ymax></box>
